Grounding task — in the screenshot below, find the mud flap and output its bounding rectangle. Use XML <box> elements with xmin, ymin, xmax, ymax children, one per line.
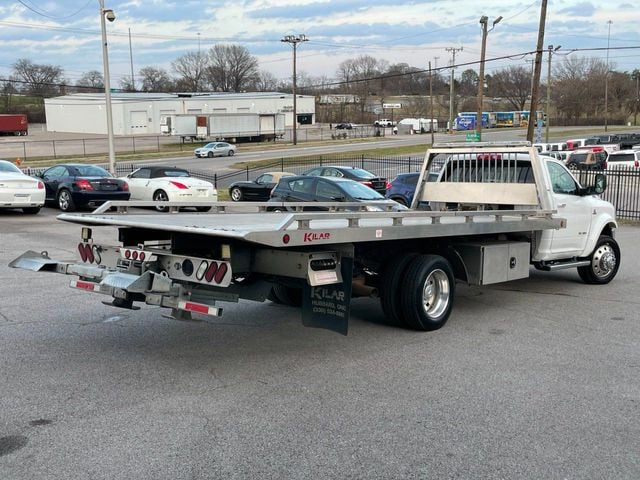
<box><xmin>302</xmin><ymin>256</ymin><xmax>353</xmax><ymax>335</ymax></box>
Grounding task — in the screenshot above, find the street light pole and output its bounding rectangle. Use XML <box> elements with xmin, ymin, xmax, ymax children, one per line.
<box><xmin>476</xmin><ymin>15</ymin><xmax>501</xmax><ymax>141</ymax></box>
<box><xmin>446</xmin><ymin>46</ymin><xmax>463</xmax><ymax>133</ymax></box>
<box><xmin>545</xmin><ymin>44</ymin><xmax>560</xmax><ymax>143</ymax></box>
<box><xmin>604</xmin><ymin>20</ymin><xmax>612</xmax><ymax>132</ymax></box>
<box><xmin>281</xmin><ymin>34</ymin><xmax>308</xmax><ymax>145</ymax></box>
<box><xmin>99</xmin><ymin>0</ymin><xmax>116</xmax><ymax>175</ymax></box>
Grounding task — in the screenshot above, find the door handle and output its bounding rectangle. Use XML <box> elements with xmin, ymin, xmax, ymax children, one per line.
<box><xmin>557</xmin><ymin>203</ymin><xmax>566</xmax><ymax>208</ymax></box>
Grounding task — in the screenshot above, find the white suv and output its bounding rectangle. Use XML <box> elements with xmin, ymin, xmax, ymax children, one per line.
<box><xmin>606</xmin><ymin>150</ymin><xmax>640</xmax><ymax>169</ymax></box>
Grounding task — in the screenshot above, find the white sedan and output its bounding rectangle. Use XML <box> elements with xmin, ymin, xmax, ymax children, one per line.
<box><xmin>122</xmin><ymin>166</ymin><xmax>217</xmax><ymax>212</ymax></box>
<box><xmin>194</xmin><ymin>142</ymin><xmax>237</xmax><ymax>158</ymax></box>
<box><xmin>0</xmin><ymin>160</ymin><xmax>45</xmax><ymax>214</ymax></box>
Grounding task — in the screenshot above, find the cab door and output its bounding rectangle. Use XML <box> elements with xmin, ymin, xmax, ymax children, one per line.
<box><xmin>546</xmin><ymin>161</ymin><xmax>592</xmax><ymax>256</ymax></box>
<box><xmin>125</xmin><ymin>168</ymin><xmax>152</xmax><ymax>200</ymax></box>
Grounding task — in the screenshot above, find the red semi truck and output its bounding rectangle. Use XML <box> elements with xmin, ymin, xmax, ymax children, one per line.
<box><xmin>0</xmin><ymin>114</ymin><xmax>28</xmax><ymax>136</ymax></box>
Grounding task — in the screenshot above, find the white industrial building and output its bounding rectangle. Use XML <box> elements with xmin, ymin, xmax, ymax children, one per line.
<box><xmin>44</xmin><ymin>92</ymin><xmax>316</xmax><ymax>135</ymax></box>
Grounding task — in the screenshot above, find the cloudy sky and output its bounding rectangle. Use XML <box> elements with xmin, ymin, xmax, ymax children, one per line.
<box><xmin>0</xmin><ymin>1</ymin><xmax>638</xmax><ymax>89</ymax></box>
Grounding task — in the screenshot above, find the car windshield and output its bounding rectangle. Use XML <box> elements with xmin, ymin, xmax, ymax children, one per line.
<box><xmin>347</xmin><ymin>168</ymin><xmax>376</xmax><ymax>180</ymax></box>
<box><xmin>74</xmin><ymin>165</ymin><xmax>111</xmax><ymax>177</ymax></box>
<box><xmin>0</xmin><ymin>161</ymin><xmax>21</xmax><ymax>173</ymax></box>
<box><xmin>341</xmin><ymin>181</ymin><xmax>385</xmax><ymax>200</ymax></box>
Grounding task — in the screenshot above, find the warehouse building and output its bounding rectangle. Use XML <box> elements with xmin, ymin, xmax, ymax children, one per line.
<box><xmin>44</xmin><ymin>91</ymin><xmax>316</xmax><ymax>135</ymax></box>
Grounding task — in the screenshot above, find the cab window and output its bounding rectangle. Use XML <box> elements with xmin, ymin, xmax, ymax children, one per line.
<box><xmin>316</xmin><ymin>180</ymin><xmax>343</xmax><ymax>199</ymax></box>
<box><xmin>131</xmin><ymin>168</ymin><xmax>151</xmax><ymax>179</ymax></box>
<box><xmin>546</xmin><ymin>161</ymin><xmax>578</xmax><ymax>195</ymax></box>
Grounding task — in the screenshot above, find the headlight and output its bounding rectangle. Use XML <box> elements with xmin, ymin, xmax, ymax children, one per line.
<box><xmin>365</xmin><ymin>205</ymin><xmax>384</xmax><ymax>212</ymax></box>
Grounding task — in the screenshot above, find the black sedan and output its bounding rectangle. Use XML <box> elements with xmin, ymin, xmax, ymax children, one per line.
<box><xmin>269</xmin><ymin>176</ymin><xmax>406</xmax><ymax>211</ymax></box>
<box><xmin>39</xmin><ymin>164</ymin><xmax>130</xmax><ymax>211</ymax></box>
<box><xmin>301</xmin><ymin>165</ymin><xmax>387</xmax><ymax>194</ymax></box>
<box><xmin>228</xmin><ymin>171</ymin><xmax>295</xmax><ymax>201</ymax></box>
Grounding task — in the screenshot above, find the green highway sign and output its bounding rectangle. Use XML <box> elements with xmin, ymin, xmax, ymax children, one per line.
<box><xmin>466</xmin><ymin>132</ymin><xmax>481</xmax><ymax>142</ymax></box>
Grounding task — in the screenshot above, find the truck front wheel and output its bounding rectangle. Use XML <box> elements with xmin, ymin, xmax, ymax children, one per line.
<box><xmin>400</xmin><ymin>255</ymin><xmax>455</xmax><ymax>331</ymax></box>
<box><xmin>577</xmin><ymin>235</ymin><xmax>620</xmax><ymax>284</ymax></box>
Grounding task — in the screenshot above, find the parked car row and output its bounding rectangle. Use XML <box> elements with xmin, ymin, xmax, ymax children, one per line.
<box><xmin>1</xmin><ymin>161</ymin><xmax>218</xmax><ymax>215</ymax></box>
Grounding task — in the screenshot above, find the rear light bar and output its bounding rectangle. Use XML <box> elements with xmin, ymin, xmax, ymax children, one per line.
<box><xmin>120</xmin><ymin>248</ymin><xmax>156</xmax><ymax>262</ymax></box>
<box><xmin>70</xmin><ymin>279</ymin><xmax>100</xmax><ymax>292</ymax></box>
<box><xmin>78</xmin><ymin>243</ymin><xmax>101</xmax><ymax>264</ymax></box>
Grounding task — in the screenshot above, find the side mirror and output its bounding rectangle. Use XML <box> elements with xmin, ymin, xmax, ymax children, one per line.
<box><xmin>593</xmin><ymin>173</ymin><xmax>606</xmax><ymax>194</ymax></box>
<box><xmin>331</xmin><ymin>195</ymin><xmax>346</xmax><ymax>202</ymax></box>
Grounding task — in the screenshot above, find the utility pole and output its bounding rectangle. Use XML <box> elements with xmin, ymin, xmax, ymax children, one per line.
<box><xmin>545</xmin><ymin>44</ymin><xmax>560</xmax><ymax>143</ymax></box>
<box><xmin>526</xmin><ymin>0</ymin><xmax>547</xmax><ymax>143</ymax></box>
<box><xmin>281</xmin><ymin>34</ymin><xmax>308</xmax><ymax>145</ymax></box>
<box><xmin>128</xmin><ymin>28</ymin><xmax>135</xmax><ymax>91</ymax></box>
<box><xmin>476</xmin><ymin>15</ymin><xmax>502</xmax><ymax>141</ymax></box>
<box><xmin>446</xmin><ymin>46</ymin><xmax>463</xmax><ymax>133</ymax></box>
<box><xmin>429</xmin><ymin>60</ymin><xmax>434</xmax><ymax>145</ymax></box>
<box><xmin>604</xmin><ymin>20</ymin><xmax>612</xmax><ymax>132</ymax></box>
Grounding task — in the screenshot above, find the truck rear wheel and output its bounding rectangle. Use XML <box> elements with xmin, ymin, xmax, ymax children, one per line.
<box><xmin>380</xmin><ymin>252</ymin><xmax>418</xmax><ymax>327</ymax></box>
<box><xmin>269</xmin><ymin>284</ymin><xmax>302</xmax><ymax>307</ymax></box>
<box><xmin>577</xmin><ymin>235</ymin><xmax>620</xmax><ymax>284</ymax></box>
<box><xmin>400</xmin><ymin>255</ymin><xmax>455</xmax><ymax>331</ymax></box>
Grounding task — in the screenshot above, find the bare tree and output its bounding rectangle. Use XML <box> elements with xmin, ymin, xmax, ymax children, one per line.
<box><xmin>172</xmin><ymin>52</ymin><xmax>207</xmax><ymax>92</ymax></box>
<box><xmin>336</xmin><ymin>55</ymin><xmax>387</xmax><ymax>121</ymax></box>
<box><xmin>76</xmin><ymin>70</ymin><xmax>104</xmax><ymax>91</ymax></box>
<box><xmin>553</xmin><ymin>56</ymin><xmax>607</xmax><ymax>119</ymax></box>
<box><xmin>488</xmin><ymin>66</ymin><xmax>530</xmax><ymax>110</ymax></box>
<box><xmin>251</xmin><ymin>70</ymin><xmax>278</xmax><ymax>92</ymax></box>
<box><xmin>12</xmin><ymin>58</ymin><xmax>64</xmax><ymax>96</ymax></box>
<box><xmin>139</xmin><ymin>67</ymin><xmax>174</xmax><ymax>92</ymax></box>
<box><xmin>205</xmin><ymin>44</ymin><xmax>259</xmax><ymax>92</ymax></box>
<box><xmin>119</xmin><ymin>77</ymin><xmax>136</xmax><ymax>92</ymax></box>
<box><xmin>458</xmin><ymin>69</ymin><xmax>479</xmax><ymax>97</ymax></box>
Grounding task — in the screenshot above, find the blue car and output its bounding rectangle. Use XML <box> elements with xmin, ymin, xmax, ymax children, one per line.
<box><xmin>385</xmin><ymin>173</ymin><xmax>419</xmax><ymax>207</ymax></box>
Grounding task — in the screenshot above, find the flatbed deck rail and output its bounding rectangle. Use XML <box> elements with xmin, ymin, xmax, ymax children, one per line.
<box><xmin>59</xmin><ymin>201</ymin><xmax>564</xmax><ymax>248</ymax></box>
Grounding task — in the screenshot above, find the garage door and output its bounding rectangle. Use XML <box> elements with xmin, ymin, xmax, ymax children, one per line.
<box><xmin>129</xmin><ymin>110</ymin><xmax>148</xmax><ymax>134</ymax></box>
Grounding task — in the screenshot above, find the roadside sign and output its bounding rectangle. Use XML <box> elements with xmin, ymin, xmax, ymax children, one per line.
<box><xmin>466</xmin><ymin>132</ymin><xmax>481</xmax><ymax>142</ymax></box>
<box><xmin>382</xmin><ymin>103</ymin><xmax>402</xmax><ymax>109</ymax></box>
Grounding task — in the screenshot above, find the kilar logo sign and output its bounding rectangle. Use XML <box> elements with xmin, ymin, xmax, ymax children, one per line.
<box><xmin>303</xmin><ymin>232</ymin><xmax>331</xmax><ymax>243</ymax></box>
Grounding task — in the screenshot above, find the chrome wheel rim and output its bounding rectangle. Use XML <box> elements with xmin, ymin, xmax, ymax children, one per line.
<box><xmin>154</xmin><ymin>192</ymin><xmax>168</xmax><ymax>211</ymax></box>
<box><xmin>422</xmin><ymin>269</ymin><xmax>450</xmax><ymax>318</ymax></box>
<box><xmin>231</xmin><ymin>189</ymin><xmax>241</xmax><ymax>201</ymax></box>
<box><xmin>592</xmin><ymin>244</ymin><xmax>616</xmax><ymax>279</ymax></box>
<box><xmin>59</xmin><ymin>191</ymin><xmax>70</xmax><ymax>210</ymax></box>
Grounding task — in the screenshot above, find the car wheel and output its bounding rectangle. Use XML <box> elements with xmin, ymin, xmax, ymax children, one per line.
<box><xmin>207</xmin><ymin>151</ymin><xmax>214</xmax><ymax>158</ymax></box>
<box><xmin>392</xmin><ymin>197</ymin><xmax>408</xmax><ymax>207</ymax></box>
<box><xmin>57</xmin><ymin>189</ymin><xmax>76</xmax><ymax>212</ymax></box>
<box><xmin>195</xmin><ymin>206</ymin><xmax>211</xmax><ymax>212</ymax></box>
<box><xmin>230</xmin><ymin>187</ymin><xmax>243</xmax><ymax>202</ymax></box>
<box><xmin>228</xmin><ymin>149</ymin><xmax>235</xmax><ymax>156</ymax></box>
<box><xmin>153</xmin><ymin>190</ymin><xmax>169</xmax><ymax>212</ymax></box>
<box><xmin>400</xmin><ymin>254</ymin><xmax>455</xmax><ymax>331</ymax></box>
<box><xmin>22</xmin><ymin>206</ymin><xmax>41</xmax><ymax>214</ymax></box>
<box><xmin>577</xmin><ymin>235</ymin><xmax>620</xmax><ymax>284</ymax></box>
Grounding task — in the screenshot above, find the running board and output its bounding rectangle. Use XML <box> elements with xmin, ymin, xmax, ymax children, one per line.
<box><xmin>538</xmin><ymin>260</ymin><xmax>591</xmax><ymax>271</ymax></box>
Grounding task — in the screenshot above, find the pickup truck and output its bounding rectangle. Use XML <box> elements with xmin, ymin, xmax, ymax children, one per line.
<box><xmin>10</xmin><ymin>142</ymin><xmax>619</xmax><ymax>335</ymax></box>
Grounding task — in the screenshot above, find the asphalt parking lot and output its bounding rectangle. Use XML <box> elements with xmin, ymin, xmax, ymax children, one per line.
<box><xmin>1</xmin><ymin>208</ymin><xmax>639</xmax><ymax>479</ymax></box>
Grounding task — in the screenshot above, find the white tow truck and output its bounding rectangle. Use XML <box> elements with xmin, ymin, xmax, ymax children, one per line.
<box><xmin>10</xmin><ymin>143</ymin><xmax>620</xmax><ymax>335</ymax></box>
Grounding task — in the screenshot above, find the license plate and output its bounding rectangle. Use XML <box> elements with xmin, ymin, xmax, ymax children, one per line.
<box><xmin>197</xmin><ymin>189</ymin><xmax>208</xmax><ymax>196</ymax></box>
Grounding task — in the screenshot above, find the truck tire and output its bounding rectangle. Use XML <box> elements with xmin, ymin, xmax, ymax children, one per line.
<box><xmin>400</xmin><ymin>254</ymin><xmax>455</xmax><ymax>331</ymax></box>
<box><xmin>57</xmin><ymin>189</ymin><xmax>76</xmax><ymax>212</ymax></box>
<box><xmin>230</xmin><ymin>187</ymin><xmax>243</xmax><ymax>202</ymax></box>
<box><xmin>380</xmin><ymin>252</ymin><xmax>418</xmax><ymax>327</ymax></box>
<box><xmin>577</xmin><ymin>235</ymin><xmax>620</xmax><ymax>284</ymax></box>
<box><xmin>269</xmin><ymin>284</ymin><xmax>302</xmax><ymax>307</ymax></box>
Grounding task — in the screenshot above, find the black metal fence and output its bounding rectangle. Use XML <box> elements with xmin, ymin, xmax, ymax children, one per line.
<box><xmin>21</xmin><ymin>153</ymin><xmax>640</xmax><ymax>220</ymax></box>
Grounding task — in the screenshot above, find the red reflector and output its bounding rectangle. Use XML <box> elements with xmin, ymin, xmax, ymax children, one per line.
<box><xmin>183</xmin><ymin>302</ymin><xmax>209</xmax><ymax>314</ymax></box>
<box><xmin>132</xmin><ymin>250</ymin><xmax>139</xmax><ymax>260</ymax></box>
<box><xmin>74</xmin><ymin>280</ymin><xmax>97</xmax><ymax>291</ymax></box>
<box><xmin>139</xmin><ymin>252</ymin><xmax>146</xmax><ymax>261</ymax></box>
<box><xmin>76</xmin><ymin>179</ymin><xmax>94</xmax><ymax>191</ymax></box>
<box><xmin>205</xmin><ymin>262</ymin><xmax>218</xmax><ymax>282</ymax></box>
<box><xmin>78</xmin><ymin>243</ymin><xmax>87</xmax><ymax>262</ymax></box>
<box><xmin>124</xmin><ymin>249</ymin><xmax>131</xmax><ymax>259</ymax></box>
<box><xmin>37</xmin><ymin>181</ymin><xmax>44</xmax><ymax>190</ymax></box>
<box><xmin>170</xmin><ymin>181</ymin><xmax>189</xmax><ymax>189</ymax></box>
<box><xmin>282</xmin><ymin>234</ymin><xmax>290</xmax><ymax>244</ymax></box>
<box><xmin>214</xmin><ymin>263</ymin><xmax>228</xmax><ymax>284</ymax></box>
<box><xmin>84</xmin><ymin>244</ymin><xmax>94</xmax><ymax>263</ymax></box>
<box><xmin>385</xmin><ymin>182</ymin><xmax>392</xmax><ymax>189</ymax></box>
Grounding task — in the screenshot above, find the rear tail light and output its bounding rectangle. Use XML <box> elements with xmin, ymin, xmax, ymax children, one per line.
<box><xmin>604</xmin><ymin>162</ymin><xmax>608</xmax><ymax>170</ymax></box>
<box><xmin>122</xmin><ymin>182</ymin><xmax>129</xmax><ymax>191</ymax></box>
<box><xmin>477</xmin><ymin>154</ymin><xmax>502</xmax><ymax>160</ymax></box>
<box><xmin>170</xmin><ymin>181</ymin><xmax>188</xmax><ymax>189</ymax></box>
<box><xmin>77</xmin><ymin>243</ymin><xmax>96</xmax><ymax>263</ymax></box>
<box><xmin>76</xmin><ymin>179</ymin><xmax>94</xmax><ymax>191</ymax></box>
<box><xmin>37</xmin><ymin>181</ymin><xmax>44</xmax><ymax>189</ymax></box>
<box><xmin>385</xmin><ymin>182</ymin><xmax>393</xmax><ymax>189</ymax></box>
<box><xmin>635</xmin><ymin>160</ymin><xmax>639</xmax><ymax>168</ymax></box>
<box><xmin>361</xmin><ymin>181</ymin><xmax>373</xmax><ymax>187</ymax></box>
